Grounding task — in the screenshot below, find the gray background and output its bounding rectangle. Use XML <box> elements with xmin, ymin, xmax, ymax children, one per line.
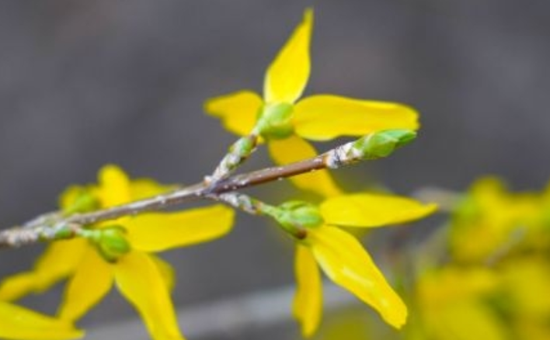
<box><xmin>0</xmin><ymin>0</ymin><xmax>549</xmax><ymax>339</ymax></box>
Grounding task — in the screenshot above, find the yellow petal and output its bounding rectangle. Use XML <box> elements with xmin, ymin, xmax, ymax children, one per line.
<box><xmin>264</xmin><ymin>9</ymin><xmax>313</xmax><ymax>104</ymax></box>
<box><xmin>58</xmin><ymin>247</ymin><xmax>114</xmax><ymax>322</ymax></box>
<box><xmin>204</xmin><ymin>90</ymin><xmax>263</xmax><ymax>136</ymax></box>
<box><xmin>514</xmin><ymin>318</ymin><xmax>550</xmax><ymax>340</ymax></box>
<box><xmin>293</xmin><ymin>245</ymin><xmax>323</xmax><ymax>338</ymax></box>
<box><xmin>0</xmin><ymin>239</ymin><xmax>87</xmax><ymax>301</ymax></box>
<box><xmin>501</xmin><ymin>257</ymin><xmax>550</xmax><ymax>317</ymax></box>
<box><xmin>126</xmin><ymin>205</ymin><xmax>234</xmax><ymax>252</ymax></box>
<box><xmin>320</xmin><ymin>193</ymin><xmax>437</xmax><ymax>227</ymax></box>
<box><xmin>97</xmin><ymin>165</ymin><xmax>131</xmax><ymax>207</ymax></box>
<box><xmin>130</xmin><ymin>179</ymin><xmax>176</xmax><ymax>201</ymax></box>
<box><xmin>293</xmin><ymin>95</ymin><xmax>420</xmax><ymax>141</ymax></box>
<box><xmin>267</xmin><ymin>135</ymin><xmax>341</xmax><ymax>197</ymax></box>
<box><xmin>115</xmin><ymin>252</ymin><xmax>185</xmax><ymax>340</ymax></box>
<box><xmin>309</xmin><ymin>226</ymin><xmax>407</xmax><ymax>328</ymax></box>
<box><xmin>0</xmin><ymin>301</ymin><xmax>83</xmax><ymax>340</ymax></box>
<box><xmin>418</xmin><ymin>267</ymin><xmax>499</xmax><ymax>308</ymax></box>
<box><xmin>150</xmin><ymin>255</ymin><xmax>176</xmax><ymax>292</ymax></box>
<box><xmin>424</xmin><ymin>300</ymin><xmax>507</xmax><ymax>340</ymax></box>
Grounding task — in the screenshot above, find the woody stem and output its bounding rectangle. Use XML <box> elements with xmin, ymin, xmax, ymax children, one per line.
<box><xmin>0</xmin><ymin>130</ymin><xmax>412</xmax><ymax>248</ymax></box>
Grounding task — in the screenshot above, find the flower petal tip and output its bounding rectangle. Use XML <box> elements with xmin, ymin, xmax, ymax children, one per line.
<box><xmin>386</xmin><ymin>306</ymin><xmax>408</xmax><ymax>330</ymax></box>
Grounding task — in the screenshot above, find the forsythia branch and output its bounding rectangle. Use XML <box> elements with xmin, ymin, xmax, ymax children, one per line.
<box><xmin>0</xmin><ymin>129</ymin><xmax>414</xmax><ymax>248</ymax></box>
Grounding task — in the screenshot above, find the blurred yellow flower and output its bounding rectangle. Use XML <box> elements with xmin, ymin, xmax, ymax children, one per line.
<box><xmin>205</xmin><ymin>9</ymin><xmax>419</xmax><ymax>197</ymax></box>
<box><xmin>416</xmin><ymin>266</ymin><xmax>506</xmax><ymax>340</ymax></box>
<box><xmin>291</xmin><ymin>193</ymin><xmax>436</xmax><ymax>337</ymax></box>
<box><xmin>499</xmin><ymin>256</ymin><xmax>550</xmax><ymax>340</ymax></box>
<box><xmin>0</xmin><ymin>301</ymin><xmax>83</xmax><ymax>340</ymax></box>
<box><xmin>411</xmin><ymin>177</ymin><xmax>550</xmax><ymax>340</ymax></box>
<box><xmin>450</xmin><ymin>177</ymin><xmax>546</xmax><ymax>264</ymax></box>
<box><xmin>0</xmin><ymin>165</ymin><xmax>235</xmax><ymax>340</ymax></box>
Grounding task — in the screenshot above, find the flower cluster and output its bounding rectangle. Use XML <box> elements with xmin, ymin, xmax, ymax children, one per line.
<box><xmin>313</xmin><ymin>177</ymin><xmax>550</xmax><ymax>340</ymax></box>
<box><xmin>1</xmin><ymin>165</ymin><xmax>234</xmax><ymax>340</ymax></box>
<box><xmin>0</xmin><ymin>7</ymin><xmax>437</xmax><ymax>340</ymax></box>
<box><xmin>436</xmin><ymin>177</ymin><xmax>550</xmax><ymax>340</ymax></box>
<box><xmin>206</xmin><ymin>9</ymin><xmax>435</xmax><ymax>337</ymax></box>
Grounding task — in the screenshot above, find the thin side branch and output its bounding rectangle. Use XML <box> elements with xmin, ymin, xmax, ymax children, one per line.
<box><xmin>209</xmin><ymin>134</ymin><xmax>260</xmax><ymax>182</ymax></box>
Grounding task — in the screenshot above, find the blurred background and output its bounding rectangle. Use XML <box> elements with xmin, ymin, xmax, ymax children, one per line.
<box><xmin>0</xmin><ymin>0</ymin><xmax>549</xmax><ymax>339</ymax></box>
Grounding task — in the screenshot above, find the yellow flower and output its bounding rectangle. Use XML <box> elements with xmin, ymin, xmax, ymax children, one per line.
<box><xmin>0</xmin><ymin>165</ymin><xmax>235</xmax><ymax>340</ymax></box>
<box><xmin>414</xmin><ymin>257</ymin><xmax>550</xmax><ymax>340</ymax></box>
<box><xmin>0</xmin><ymin>301</ymin><xmax>83</xmax><ymax>340</ymax></box>
<box><xmin>291</xmin><ymin>193</ymin><xmax>436</xmax><ymax>337</ymax></box>
<box><xmin>450</xmin><ymin>177</ymin><xmax>544</xmax><ymax>263</ymax></box>
<box><xmin>415</xmin><ymin>266</ymin><xmax>506</xmax><ymax>340</ymax></box>
<box><xmin>205</xmin><ymin>9</ymin><xmax>419</xmax><ymax>197</ymax></box>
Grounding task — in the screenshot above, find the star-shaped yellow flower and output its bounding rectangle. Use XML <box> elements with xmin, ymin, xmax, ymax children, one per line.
<box><xmin>0</xmin><ymin>165</ymin><xmax>235</xmax><ymax>340</ymax></box>
<box><xmin>205</xmin><ymin>9</ymin><xmax>419</xmax><ymax>197</ymax></box>
<box><xmin>288</xmin><ymin>193</ymin><xmax>436</xmax><ymax>337</ymax></box>
<box><xmin>0</xmin><ymin>301</ymin><xmax>83</xmax><ymax>340</ymax></box>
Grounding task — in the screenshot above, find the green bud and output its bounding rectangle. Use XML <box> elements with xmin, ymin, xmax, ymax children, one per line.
<box><xmin>86</xmin><ymin>226</ymin><xmax>131</xmax><ymax>262</ymax></box>
<box><xmin>63</xmin><ymin>189</ymin><xmax>100</xmax><ymax>216</ymax></box>
<box><xmin>256</xmin><ymin>103</ymin><xmax>294</xmax><ymax>140</ymax></box>
<box><xmin>353</xmin><ymin>129</ymin><xmax>417</xmax><ymax>160</ymax></box>
<box><xmin>276</xmin><ymin>201</ymin><xmax>324</xmax><ymax>232</ymax></box>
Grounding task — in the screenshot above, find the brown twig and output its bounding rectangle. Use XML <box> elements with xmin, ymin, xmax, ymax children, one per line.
<box><xmin>0</xmin><ymin>131</ymin><xmax>411</xmax><ymax>248</ymax></box>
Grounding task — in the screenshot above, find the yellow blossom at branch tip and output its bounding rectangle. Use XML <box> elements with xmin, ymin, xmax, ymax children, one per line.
<box><xmin>291</xmin><ymin>192</ymin><xmax>436</xmax><ymax>337</ymax></box>
<box><xmin>0</xmin><ymin>165</ymin><xmax>235</xmax><ymax>340</ymax></box>
<box><xmin>205</xmin><ymin>8</ymin><xmax>419</xmax><ymax>197</ymax></box>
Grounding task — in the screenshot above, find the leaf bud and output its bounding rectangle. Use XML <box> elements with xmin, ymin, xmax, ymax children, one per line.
<box><xmin>256</xmin><ymin>102</ymin><xmax>294</xmax><ymax>140</ymax></box>
<box><xmin>276</xmin><ymin>201</ymin><xmax>324</xmax><ymax>233</ymax></box>
<box><xmin>89</xmin><ymin>226</ymin><xmax>131</xmax><ymax>262</ymax></box>
<box><xmin>353</xmin><ymin>129</ymin><xmax>416</xmax><ymax>160</ymax></box>
<box><xmin>63</xmin><ymin>188</ymin><xmax>100</xmax><ymax>215</ymax></box>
